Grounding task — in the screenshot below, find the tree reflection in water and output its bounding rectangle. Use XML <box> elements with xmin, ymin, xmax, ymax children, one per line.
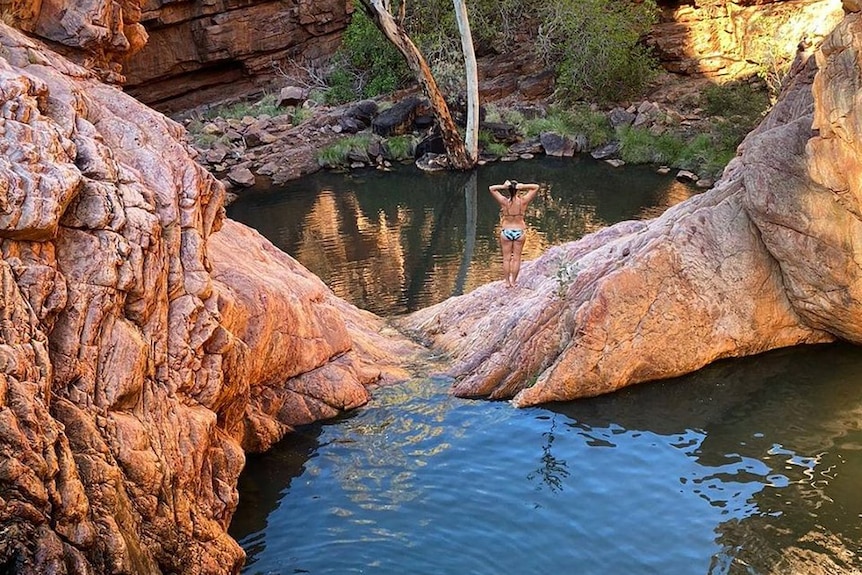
<box><xmin>227</xmin><ymin>157</ymin><xmax>698</xmax><ymax>315</ymax></box>
<box><xmin>527</xmin><ymin>414</ymin><xmax>570</xmax><ymax>494</ymax></box>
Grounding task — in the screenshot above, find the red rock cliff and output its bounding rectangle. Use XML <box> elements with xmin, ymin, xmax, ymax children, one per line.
<box><xmin>0</xmin><ymin>22</ymin><xmax>414</xmax><ymax>574</ymax></box>
<box><xmin>119</xmin><ymin>0</ymin><xmax>353</xmax><ymax>112</ymax></box>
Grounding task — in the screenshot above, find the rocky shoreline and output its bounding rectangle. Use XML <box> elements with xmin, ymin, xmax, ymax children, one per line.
<box><xmin>182</xmin><ymin>78</ymin><xmax>731</xmax><ymax>195</ymax></box>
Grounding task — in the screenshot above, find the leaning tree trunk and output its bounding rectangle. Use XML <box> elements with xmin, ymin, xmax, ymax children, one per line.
<box><xmin>453</xmin><ymin>0</ymin><xmax>479</xmax><ymax>163</ymax></box>
<box><xmin>358</xmin><ymin>0</ymin><xmax>474</xmax><ymax>170</ymax></box>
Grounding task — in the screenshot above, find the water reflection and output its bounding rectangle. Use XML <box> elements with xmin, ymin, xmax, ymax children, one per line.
<box><xmin>228</xmin><ymin>157</ymin><xmax>697</xmax><ymax>315</ymax></box>
<box><xmin>231</xmin><ymin>343</ymin><xmax>862</xmax><ymax>574</ymax></box>
<box><xmin>526</xmin><ymin>415</ymin><xmax>570</xmax><ymax>494</ymax></box>
<box><xmin>452</xmin><ymin>171</ymin><xmax>477</xmax><ymax>297</ymax></box>
<box><xmin>548</xmin><ymin>342</ymin><xmax>862</xmax><ymax>574</ymax></box>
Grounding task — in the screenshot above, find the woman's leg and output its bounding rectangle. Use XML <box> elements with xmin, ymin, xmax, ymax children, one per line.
<box><xmin>511</xmin><ymin>235</ymin><xmax>526</xmax><ymax>285</ymax></box>
<box><xmin>500</xmin><ymin>234</ymin><xmax>514</xmax><ymax>287</ymax></box>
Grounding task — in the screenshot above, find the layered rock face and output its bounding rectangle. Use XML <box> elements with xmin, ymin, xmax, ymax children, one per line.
<box><xmin>119</xmin><ymin>0</ymin><xmax>353</xmax><ymax>112</ymax></box>
<box><xmin>0</xmin><ymin>0</ymin><xmax>147</xmax><ymax>81</ymax></box>
<box><xmin>647</xmin><ymin>0</ymin><xmax>844</xmax><ymax>79</ymax></box>
<box><xmin>398</xmin><ymin>10</ymin><xmax>862</xmax><ymax>406</ymax></box>
<box><xmin>0</xmin><ymin>22</ymin><xmax>413</xmax><ymax>574</ymax></box>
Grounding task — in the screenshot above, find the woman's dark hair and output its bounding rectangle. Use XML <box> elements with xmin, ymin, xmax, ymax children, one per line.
<box><xmin>507</xmin><ymin>180</ymin><xmax>519</xmax><ymax>199</ymax></box>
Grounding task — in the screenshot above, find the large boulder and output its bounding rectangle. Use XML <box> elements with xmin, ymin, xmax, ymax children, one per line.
<box><xmin>0</xmin><ymin>22</ymin><xmax>415</xmax><ymax>574</ymax></box>
<box><xmin>397</xmin><ymin>12</ymin><xmax>862</xmax><ymax>406</ymax></box>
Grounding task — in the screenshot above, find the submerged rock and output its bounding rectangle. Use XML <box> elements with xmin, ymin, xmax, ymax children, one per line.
<box><xmin>398</xmin><ymin>12</ymin><xmax>862</xmax><ymax>406</ymax></box>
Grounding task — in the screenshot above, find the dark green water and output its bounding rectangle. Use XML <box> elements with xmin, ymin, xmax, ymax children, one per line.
<box><xmin>227</xmin><ymin>158</ymin><xmax>862</xmax><ymax>574</ymax></box>
<box><xmin>227</xmin><ymin>157</ymin><xmax>695</xmax><ymax>315</ymax></box>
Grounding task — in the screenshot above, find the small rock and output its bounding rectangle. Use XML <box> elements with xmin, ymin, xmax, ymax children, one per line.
<box><xmin>605</xmin><ymin>158</ymin><xmax>626</xmax><ymax>168</ymax></box>
<box><xmin>656</xmin><ymin>166</ymin><xmax>671</xmax><ymax>175</ymax></box>
<box><xmin>608</xmin><ymin>107</ymin><xmax>636</xmax><ymax>130</ymax></box>
<box><xmin>696</xmin><ymin>178</ymin><xmax>714</xmax><ymax>189</ymax></box>
<box><xmin>540</xmin><ymin>132</ymin><xmax>575</xmax><ymax>157</ymax></box>
<box><xmin>204</xmin><ymin>148</ymin><xmax>228</xmax><ymax>164</ymax></box>
<box><xmin>277</xmin><ymin>85</ymin><xmax>308</xmax><ymax>108</ymax></box>
<box><xmin>243</xmin><ymin>125</ymin><xmax>277</xmax><ymax>147</ymax></box>
<box><xmin>676</xmin><ymin>170</ymin><xmax>698</xmax><ymax>183</ymax></box>
<box><xmin>591</xmin><ymin>141</ymin><xmax>621</xmax><ymax>160</ymax></box>
<box><xmin>227</xmin><ymin>166</ymin><xmax>256</xmax><ymax>187</ymax></box>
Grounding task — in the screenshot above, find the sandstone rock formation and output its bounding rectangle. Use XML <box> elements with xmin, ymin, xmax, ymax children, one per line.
<box><xmin>0</xmin><ymin>0</ymin><xmax>147</xmax><ymax>81</ymax></box>
<box><xmin>398</xmin><ymin>10</ymin><xmax>862</xmax><ymax>406</ymax></box>
<box><xmin>0</xmin><ymin>22</ymin><xmax>415</xmax><ymax>574</ymax></box>
<box><xmin>646</xmin><ymin>0</ymin><xmax>844</xmax><ymax>80</ymax></box>
<box><xmin>119</xmin><ymin>0</ymin><xmax>354</xmax><ymax>112</ymax></box>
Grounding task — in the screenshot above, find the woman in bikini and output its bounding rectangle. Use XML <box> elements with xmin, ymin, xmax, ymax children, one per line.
<box><xmin>489</xmin><ymin>179</ymin><xmax>540</xmax><ymax>288</ymax></box>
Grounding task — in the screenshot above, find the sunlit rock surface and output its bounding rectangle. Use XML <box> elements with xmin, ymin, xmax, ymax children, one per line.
<box><xmin>0</xmin><ymin>0</ymin><xmax>147</xmax><ymax>81</ymax></box>
<box><xmin>0</xmin><ymin>23</ymin><xmax>414</xmax><ymax>574</ymax></box>
<box><xmin>399</xmin><ymin>11</ymin><xmax>862</xmax><ymax>407</ymax></box>
<box><xmin>646</xmin><ymin>0</ymin><xmax>844</xmax><ymax>79</ymax></box>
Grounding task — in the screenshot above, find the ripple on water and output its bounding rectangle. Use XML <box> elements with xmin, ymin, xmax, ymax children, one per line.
<box><xmin>233</xmin><ymin>345</ymin><xmax>862</xmax><ymax>575</ymax></box>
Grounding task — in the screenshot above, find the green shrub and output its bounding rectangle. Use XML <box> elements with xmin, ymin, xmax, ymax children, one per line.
<box><xmin>619</xmin><ymin>126</ymin><xmax>656</xmax><ymax>164</ymax></box>
<box><xmin>324</xmin><ymin>65</ymin><xmax>359</xmax><ymax>105</ymax></box>
<box><xmin>478</xmin><ymin>130</ymin><xmax>509</xmax><ymax>156</ymax></box>
<box><xmin>519</xmin><ymin>106</ymin><xmax>612</xmax><ymax>148</ymax></box>
<box><xmin>317</xmin><ymin>134</ymin><xmax>373</xmax><ymax>167</ymax></box>
<box><xmin>537</xmin><ymin>0</ymin><xmax>659</xmax><ymax>103</ymax></box>
<box><xmin>384</xmin><ymin>135</ymin><xmax>416</xmax><ymax>160</ymax></box>
<box><xmin>653</xmin><ymin>132</ymin><xmax>686</xmax><ymax>166</ymax></box>
<box><xmin>327</xmin><ymin>3</ymin><xmax>412</xmax><ymax>102</ymax></box>
<box><xmin>676</xmin><ymin>133</ymin><xmax>714</xmax><ymax>172</ymax></box>
<box><xmin>702</xmin><ymin>81</ymin><xmax>769</xmax><ymax>120</ymax></box>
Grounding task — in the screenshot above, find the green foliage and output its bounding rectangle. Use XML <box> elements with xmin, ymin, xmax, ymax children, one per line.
<box><xmin>478</xmin><ymin>130</ymin><xmax>509</xmax><ymax>156</ymax></box>
<box><xmin>290</xmin><ymin>106</ymin><xmax>312</xmax><ymax>126</ymax></box>
<box><xmin>201</xmin><ymin>93</ymin><xmax>282</xmax><ymax>121</ymax></box>
<box><xmin>745</xmin><ymin>13</ymin><xmax>797</xmax><ymax>101</ymax></box>
<box><xmin>191</xmin><ymin>132</ymin><xmax>229</xmax><ymax>150</ymax></box>
<box><xmin>701</xmin><ymin>81</ymin><xmax>769</xmax><ymax>167</ymax></box>
<box><xmin>619</xmin><ymin>125</ymin><xmax>737</xmax><ymax>178</ymax></box>
<box><xmin>346</xmin><ymin>0</ymin><xmax>660</xmax><ymax>106</ymax></box>
<box><xmin>384</xmin><ymin>135</ymin><xmax>416</xmax><ymax>161</ymax></box>
<box><xmin>537</xmin><ymin>0</ymin><xmax>659</xmax><ymax>103</ymax></box>
<box><xmin>701</xmin><ymin>81</ymin><xmax>769</xmax><ymax>120</ymax></box>
<box><xmin>317</xmin><ymin>133</ymin><xmax>373</xmax><ymax>167</ymax></box>
<box><xmin>653</xmin><ymin>132</ymin><xmax>686</xmax><ymax>166</ymax></box>
<box><xmin>326</xmin><ymin>4</ymin><xmax>412</xmax><ymax>103</ymax></box>
<box><xmin>324</xmin><ymin>65</ymin><xmax>357</xmax><ymax>105</ymax></box>
<box><xmin>675</xmin><ymin>133</ymin><xmax>715</xmax><ymax>173</ymax></box>
<box><xmin>518</xmin><ymin>106</ymin><xmax>612</xmax><ymax>148</ymax></box>
<box><xmin>618</xmin><ymin>126</ymin><xmax>657</xmax><ymax>164</ymax></box>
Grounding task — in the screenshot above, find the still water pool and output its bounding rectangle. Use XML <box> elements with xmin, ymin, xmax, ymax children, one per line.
<box><xmin>227</xmin><ymin>157</ymin><xmax>696</xmax><ymax>315</ymax></box>
<box><xmin>227</xmin><ymin>158</ymin><xmax>862</xmax><ymax>574</ymax></box>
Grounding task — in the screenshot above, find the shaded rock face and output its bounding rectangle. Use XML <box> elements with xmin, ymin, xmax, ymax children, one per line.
<box><xmin>119</xmin><ymin>0</ymin><xmax>353</xmax><ymax>113</ymax></box>
<box><xmin>0</xmin><ymin>22</ymin><xmax>413</xmax><ymax>574</ymax></box>
<box><xmin>646</xmin><ymin>0</ymin><xmax>844</xmax><ymax>79</ymax></box>
<box><xmin>398</xmin><ymin>11</ymin><xmax>862</xmax><ymax>406</ymax></box>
